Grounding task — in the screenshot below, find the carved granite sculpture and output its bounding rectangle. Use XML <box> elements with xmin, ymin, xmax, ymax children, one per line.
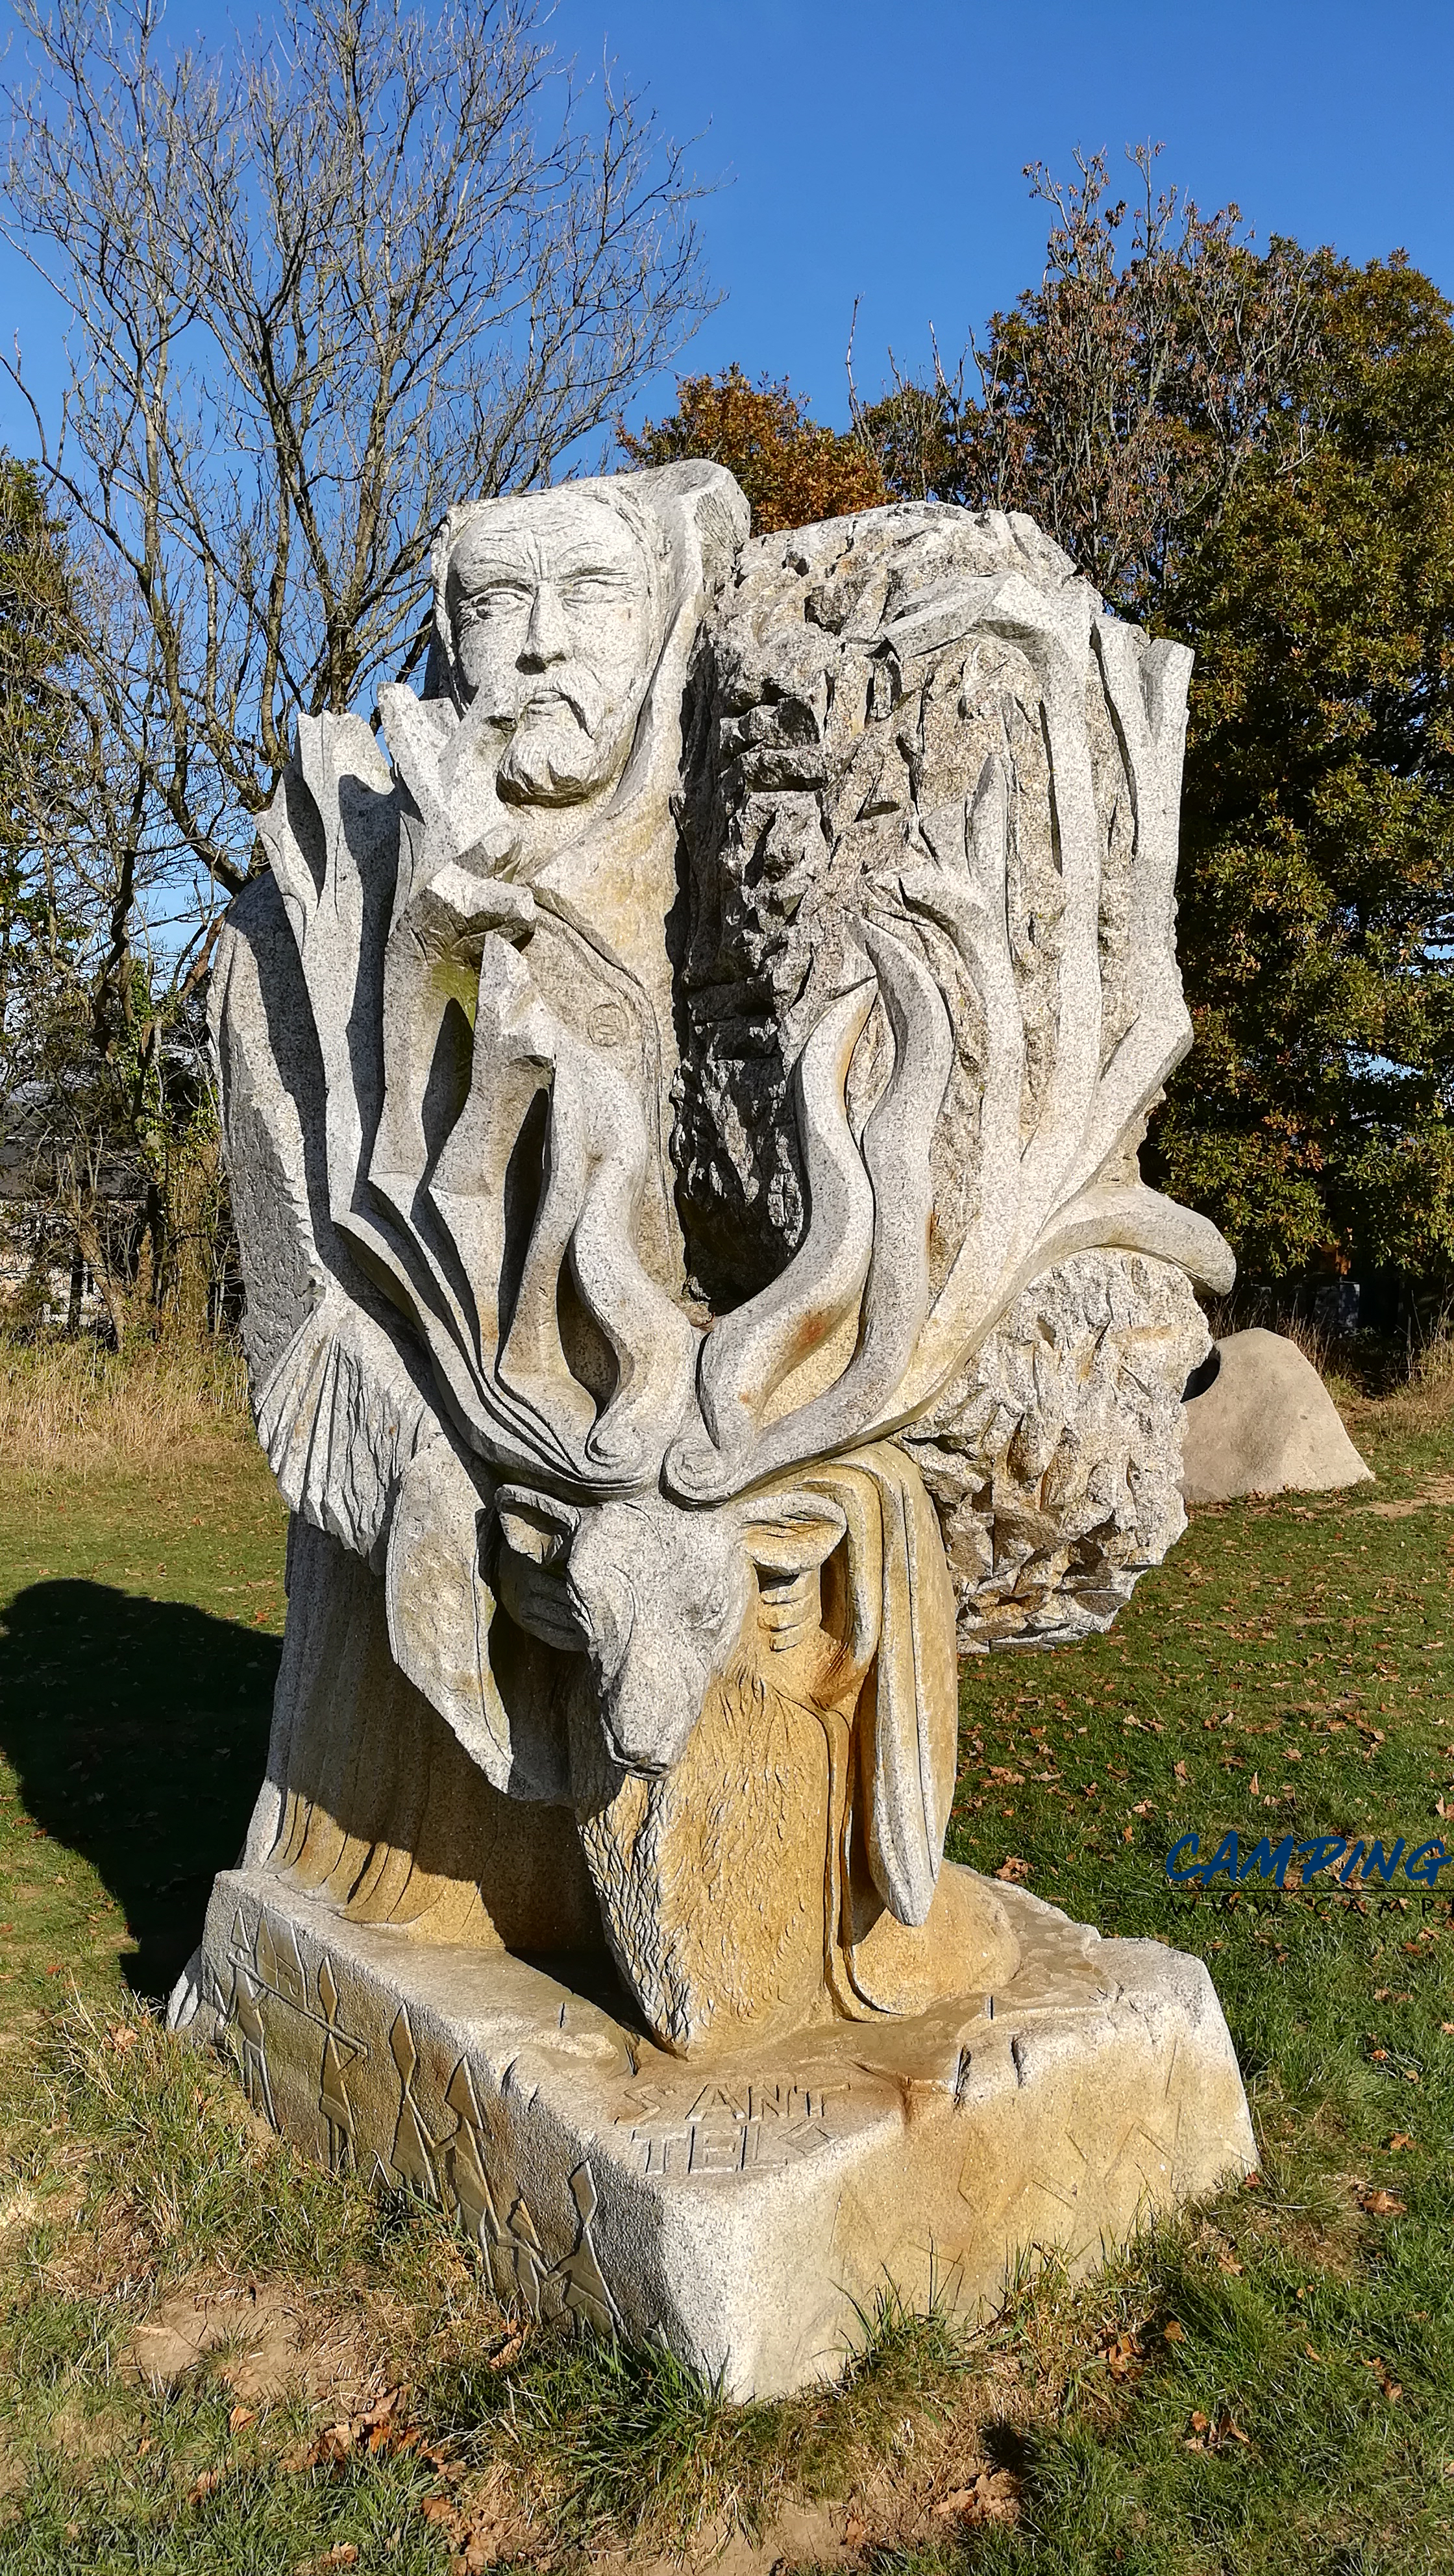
<box><xmin>173</xmin><ymin>466</ymin><xmax>1255</xmax><ymax>2393</ymax></box>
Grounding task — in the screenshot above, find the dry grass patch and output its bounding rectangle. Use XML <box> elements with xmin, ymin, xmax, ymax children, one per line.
<box><xmin>0</xmin><ymin>1330</ymin><xmax>250</xmax><ymax>1472</ymax></box>
<box><xmin>1340</xmin><ymin>1315</ymin><xmax>1454</xmax><ymax>1446</ymax></box>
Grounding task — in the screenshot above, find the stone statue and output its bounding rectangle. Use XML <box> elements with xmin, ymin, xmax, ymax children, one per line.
<box><xmin>175</xmin><ymin>467</ymin><xmax>1255</xmax><ymax>2394</ymax></box>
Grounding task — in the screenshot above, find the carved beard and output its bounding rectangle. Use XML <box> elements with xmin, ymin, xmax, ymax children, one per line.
<box><xmin>496</xmin><ymin>670</ymin><xmax>630</xmax><ymax>808</ymax></box>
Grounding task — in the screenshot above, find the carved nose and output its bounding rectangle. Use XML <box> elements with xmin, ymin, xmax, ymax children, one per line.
<box><xmin>519</xmin><ymin>578</ymin><xmax>570</xmax><ymax>673</ymax></box>
<box><xmin>575</xmin><ymin>1572</ymin><xmax>631</xmax><ymax>1692</ymax></box>
<box><xmin>601</xmin><ymin>1668</ymin><xmax>693</xmax><ymax>1776</ymax></box>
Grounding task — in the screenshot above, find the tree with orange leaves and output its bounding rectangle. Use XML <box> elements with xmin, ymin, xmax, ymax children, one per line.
<box><xmin>621</xmin><ymin>365</ymin><xmax>885</xmax><ymax>534</ymax></box>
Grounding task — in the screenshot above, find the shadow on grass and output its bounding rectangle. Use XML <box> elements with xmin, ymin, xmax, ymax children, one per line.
<box><xmin>0</xmin><ymin>1579</ymin><xmax>278</xmax><ymax>1998</ymax></box>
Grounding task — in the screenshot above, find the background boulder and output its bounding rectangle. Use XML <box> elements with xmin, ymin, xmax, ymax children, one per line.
<box><xmin>1181</xmin><ymin>1327</ymin><xmax>1373</xmax><ymax>1504</ymax></box>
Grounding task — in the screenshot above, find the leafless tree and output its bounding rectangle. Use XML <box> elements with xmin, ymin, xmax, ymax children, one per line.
<box><xmin>0</xmin><ymin>503</ymin><xmax>221</xmax><ymax>1347</ymax></box>
<box><xmin>0</xmin><ymin>0</ymin><xmax>710</xmax><ymax>1338</ymax></box>
<box><xmin>3</xmin><ymin>0</ymin><xmax>714</xmax><ymax>918</ymax></box>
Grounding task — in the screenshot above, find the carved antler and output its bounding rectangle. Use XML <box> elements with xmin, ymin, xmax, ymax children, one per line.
<box><xmin>256</xmin><ymin>519</ymin><xmax>1229</xmax><ymax>1532</ymax></box>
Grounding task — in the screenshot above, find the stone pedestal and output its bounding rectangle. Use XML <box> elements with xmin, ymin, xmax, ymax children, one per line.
<box><xmin>181</xmin><ymin>1866</ymin><xmax>1255</xmax><ymax>2399</ymax></box>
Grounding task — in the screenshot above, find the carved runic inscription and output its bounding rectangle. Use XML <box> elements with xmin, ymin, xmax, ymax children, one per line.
<box><xmin>317</xmin><ymin>1956</ymin><xmax>366</xmax><ymax>2177</ymax></box>
<box><xmin>439</xmin><ymin>2057</ymin><xmax>619</xmax><ymax>2334</ymax></box>
<box><xmin>389</xmin><ymin>2007</ymin><xmax>440</xmax><ymax>2201</ymax></box>
<box><xmin>225</xmin><ymin>1905</ymin><xmax>295</xmax><ymax>2126</ymax></box>
<box><xmin>223</xmin><ymin>1909</ymin><xmax>370</xmax><ymax>2158</ymax></box>
<box><xmin>230</xmin><ymin>1970</ymin><xmax>275</xmax><ymax>2125</ymax></box>
<box><xmin>254</xmin><ymin>1911</ymin><xmax>307</xmax><ymax>2012</ymax></box>
<box><xmin>620</xmin><ymin>2077</ymin><xmax>848</xmax><ymax>2179</ymax></box>
<box><xmin>555</xmin><ymin>2164</ymin><xmax>619</xmax><ymax>2338</ymax></box>
<box><xmin>443</xmin><ymin>2057</ymin><xmax>499</xmax><ymax>2248</ymax></box>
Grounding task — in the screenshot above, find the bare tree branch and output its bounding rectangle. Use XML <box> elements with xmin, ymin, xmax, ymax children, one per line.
<box><xmin>2</xmin><ymin>0</ymin><xmax>715</xmax><ymax>887</ymax></box>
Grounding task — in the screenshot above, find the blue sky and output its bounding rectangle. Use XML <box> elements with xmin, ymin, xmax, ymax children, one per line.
<box><xmin>571</xmin><ymin>0</ymin><xmax>1454</xmax><ymax>428</ymax></box>
<box><xmin>3</xmin><ymin>0</ymin><xmax>1451</xmax><ymax>451</ymax></box>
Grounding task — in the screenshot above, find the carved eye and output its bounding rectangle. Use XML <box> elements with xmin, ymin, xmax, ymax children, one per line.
<box><xmin>562</xmin><ymin>573</ymin><xmax>632</xmax><ymax>606</ymax></box>
<box><xmin>495</xmin><ymin>1487</ymin><xmax>578</xmax><ymax>1567</ymax></box>
<box><xmin>458</xmin><ymin>582</ymin><xmax>529</xmax><ymax>626</ymax></box>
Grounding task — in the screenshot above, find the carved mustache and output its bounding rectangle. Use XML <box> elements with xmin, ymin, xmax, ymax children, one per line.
<box><xmin>471</xmin><ymin>665</ymin><xmax>608</xmax><ymax>740</ymax></box>
<box><xmin>518</xmin><ymin>671</ymin><xmax>605</xmax><ymax>735</ymax></box>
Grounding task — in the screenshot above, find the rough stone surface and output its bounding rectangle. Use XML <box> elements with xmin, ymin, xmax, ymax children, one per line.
<box><xmin>173</xmin><ymin>468</ymin><xmax>1253</xmax><ymax>2389</ymax></box>
<box><xmin>185</xmin><ymin>1863</ymin><xmax>1255</xmax><ymax>2401</ymax></box>
<box><xmin>1181</xmin><ymin>1328</ymin><xmax>1374</xmax><ymax>1504</ymax></box>
<box><xmin>906</xmin><ymin>1250</ymin><xmax>1210</xmax><ymax>1651</ymax></box>
<box><xmin>676</xmin><ymin>512</ymin><xmax>1196</xmax><ymax>1310</ymax></box>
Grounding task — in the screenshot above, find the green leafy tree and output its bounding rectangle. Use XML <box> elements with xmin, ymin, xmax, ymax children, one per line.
<box><xmin>1148</xmin><ymin>256</ymin><xmax>1454</xmax><ymax>1282</ymax></box>
<box><xmin>855</xmin><ymin>156</ymin><xmax>1454</xmax><ymax>1289</ymax></box>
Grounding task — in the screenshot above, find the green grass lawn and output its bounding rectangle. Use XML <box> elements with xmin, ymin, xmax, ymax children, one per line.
<box><xmin>0</xmin><ymin>1446</ymin><xmax>288</xmax><ymax>2009</ymax></box>
<box><xmin>1</xmin><ymin>1395</ymin><xmax>1453</xmax><ymax>2573</ymax></box>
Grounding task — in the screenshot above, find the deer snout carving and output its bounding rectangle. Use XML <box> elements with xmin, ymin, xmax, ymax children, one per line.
<box><xmin>494</xmin><ymin>1487</ymin><xmax>754</xmax><ymax>1776</ymax></box>
<box><xmin>493</xmin><ymin>1485</ymin><xmax>852</xmax><ymax>1779</ymax></box>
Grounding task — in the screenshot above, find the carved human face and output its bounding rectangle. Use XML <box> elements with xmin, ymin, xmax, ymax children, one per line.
<box><xmin>447</xmin><ymin>494</ymin><xmax>656</xmax><ymax>808</ymax></box>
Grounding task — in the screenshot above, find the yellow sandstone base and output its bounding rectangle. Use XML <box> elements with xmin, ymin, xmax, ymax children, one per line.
<box><xmin>175</xmin><ymin>1864</ymin><xmax>1256</xmax><ymax>2399</ymax></box>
